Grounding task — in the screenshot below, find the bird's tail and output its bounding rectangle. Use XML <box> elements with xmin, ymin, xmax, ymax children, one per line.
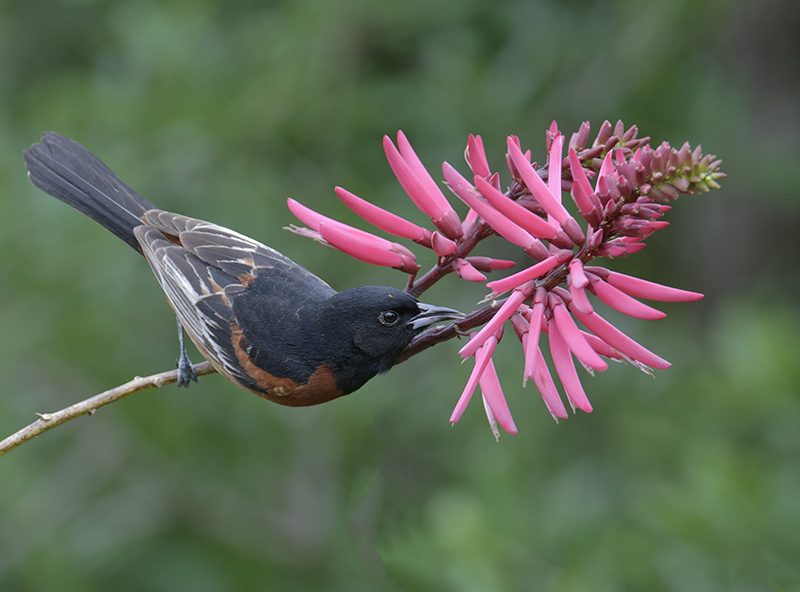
<box><xmin>23</xmin><ymin>132</ymin><xmax>157</xmax><ymax>253</ymax></box>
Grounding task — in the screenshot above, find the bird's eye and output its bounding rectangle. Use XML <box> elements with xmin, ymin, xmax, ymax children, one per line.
<box><xmin>379</xmin><ymin>311</ymin><xmax>400</xmax><ymax>326</ymax></box>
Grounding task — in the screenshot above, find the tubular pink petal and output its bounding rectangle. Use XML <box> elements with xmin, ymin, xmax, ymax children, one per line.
<box><xmin>289</xmin><ymin>198</ymin><xmax>412</xmax><ymax>267</ymax></box>
<box><xmin>384</xmin><ymin>135</ymin><xmax>449</xmax><ymax>223</ymax></box>
<box><xmin>334</xmin><ymin>187</ymin><xmax>427</xmax><ymax>241</ymax></box>
<box><xmin>442</xmin><ymin>162</ymin><xmax>478</xmax><ymax>205</ymax></box>
<box><xmin>458</xmin><ymin>289</ymin><xmax>526</xmax><ymax>358</ymax></box>
<box><xmin>480</xmin><ymin>360</ymin><xmax>518</xmax><ymax>435</ymax></box>
<box><xmin>396</xmin><ymin>131</ymin><xmax>459</xmax><ymax>223</ymax></box>
<box><xmin>450</xmin><ymin>340</ymin><xmax>495</xmax><ymax>425</ymax></box>
<box><xmin>445</xmin><ymin>167</ymin><xmax>544</xmax><ymax>256</ymax></box>
<box><xmin>569</xmin><ymin>259</ymin><xmax>588</xmax><ymax>288</ymax></box>
<box><xmin>319</xmin><ymin>222</ymin><xmax>418</xmax><ymax>274</ymax></box>
<box><xmin>524</xmin><ymin>301</ymin><xmax>545</xmax><ymax>379</ymax></box>
<box><xmin>474</xmin><ymin>176</ymin><xmax>558</xmax><ymax>240</ymax></box>
<box><xmin>592</xmin><ymin>269</ymin><xmax>704</xmax><ymax>302</ymax></box>
<box><xmin>507</xmin><ymin>138</ymin><xmax>571</xmax><ymax>223</ymax></box>
<box><xmin>569</xmin><ymin>282</ymin><xmax>594</xmax><ymax>315</ymax></box>
<box><xmin>548</xmin><ymin>134</ymin><xmax>564</xmax><ymax>205</ymax></box>
<box><xmin>551</xmin><ymin>303</ymin><xmax>608</xmax><ymax>371</ymax></box>
<box><xmin>388</xmin><ymin>241</ymin><xmax>418</xmax><ymax>262</ymax></box>
<box><xmin>486</xmin><ymin>251</ymin><xmax>569</xmax><ymax>295</ymax></box>
<box><xmin>453</xmin><ymin>258</ymin><xmax>487</xmax><ymax>282</ymax></box>
<box><xmin>570</xmin><ymin>306</ymin><xmax>671</xmax><ymax>369</ymax></box>
<box><xmin>532</xmin><ymin>347</ymin><xmax>568</xmax><ymax>420</ymax></box>
<box><xmin>431</xmin><ymin>231</ymin><xmax>457</xmax><ymax>256</ymax></box>
<box><xmin>319</xmin><ymin>222</ymin><xmax>402</xmax><ymax>267</ymax></box>
<box><xmin>467</xmin><ymin>134</ymin><xmax>492</xmax><ymax>178</ymax></box>
<box><xmin>287</xmin><ymin>197</ymin><xmax>332</xmax><ymax>231</ymax></box>
<box><xmin>590</xmin><ymin>277</ymin><xmax>666</xmax><ymax>320</ymax></box>
<box><xmin>581</xmin><ymin>330</ymin><xmax>624</xmax><ymax>360</ymax></box>
<box><xmin>549</xmin><ymin>321</ymin><xmax>593</xmax><ymax>413</ymax></box>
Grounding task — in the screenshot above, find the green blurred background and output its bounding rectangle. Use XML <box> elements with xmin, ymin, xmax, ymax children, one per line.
<box><xmin>1</xmin><ymin>0</ymin><xmax>798</xmax><ymax>590</ymax></box>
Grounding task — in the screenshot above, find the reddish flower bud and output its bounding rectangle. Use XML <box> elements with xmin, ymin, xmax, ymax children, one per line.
<box><xmin>594</xmin><ymin>120</ymin><xmax>613</xmax><ymax>147</ymax></box>
<box><xmin>569</xmin><ymin>121</ymin><xmax>591</xmax><ymax>152</ymax></box>
<box><xmin>559</xmin><ymin>216</ymin><xmax>586</xmax><ymax>246</ymax></box>
<box><xmin>465</xmin><ymin>256</ymin><xmax>517</xmax><ymax>272</ymax></box>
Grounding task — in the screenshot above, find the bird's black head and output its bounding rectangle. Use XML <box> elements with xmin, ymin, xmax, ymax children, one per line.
<box><xmin>317</xmin><ymin>286</ymin><xmax>462</xmax><ymax>394</ymax></box>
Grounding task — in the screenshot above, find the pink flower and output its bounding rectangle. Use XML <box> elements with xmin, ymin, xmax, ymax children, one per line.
<box><xmin>285</xmin><ymin>121</ymin><xmax>720</xmax><ymax>437</ymax></box>
<box><xmin>443</xmin><ymin>162</ymin><xmax>550</xmax><ymax>261</ymax></box>
<box><xmin>384</xmin><ymin>132</ymin><xmax>463</xmax><ymax>240</ymax></box>
<box><xmin>451</xmin><ymin>327</ymin><xmax>517</xmax><ymax>438</ymax></box>
<box><xmin>287</xmin><ymin>198</ymin><xmax>419</xmax><ymax>274</ymax></box>
<box><xmin>334</xmin><ymin>187</ymin><xmax>431</xmax><ymax>244</ymax></box>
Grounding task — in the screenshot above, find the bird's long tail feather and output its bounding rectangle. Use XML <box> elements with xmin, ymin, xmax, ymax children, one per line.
<box><xmin>23</xmin><ymin>132</ymin><xmax>156</xmax><ymax>253</ymax></box>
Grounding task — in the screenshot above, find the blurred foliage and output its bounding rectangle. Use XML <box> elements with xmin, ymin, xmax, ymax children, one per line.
<box><xmin>1</xmin><ymin>0</ymin><xmax>799</xmax><ymax>590</ymax></box>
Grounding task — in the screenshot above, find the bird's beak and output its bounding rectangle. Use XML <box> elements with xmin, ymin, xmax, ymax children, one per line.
<box><xmin>409</xmin><ymin>302</ymin><xmax>464</xmax><ymax>330</ymax></box>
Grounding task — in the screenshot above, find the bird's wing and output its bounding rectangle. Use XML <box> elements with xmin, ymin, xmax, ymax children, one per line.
<box><xmin>133</xmin><ymin>210</ymin><xmax>334</xmax><ymax>392</ymax></box>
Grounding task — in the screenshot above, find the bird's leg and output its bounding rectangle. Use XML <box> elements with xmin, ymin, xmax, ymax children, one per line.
<box><xmin>176</xmin><ymin>317</ymin><xmax>198</xmax><ymax>387</ymax></box>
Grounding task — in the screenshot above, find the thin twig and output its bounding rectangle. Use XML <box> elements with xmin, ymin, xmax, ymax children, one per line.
<box><xmin>0</xmin><ymin>362</ymin><xmax>217</xmax><ymax>458</ymax></box>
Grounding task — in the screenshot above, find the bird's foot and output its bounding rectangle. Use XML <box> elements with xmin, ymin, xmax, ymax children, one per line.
<box><xmin>176</xmin><ymin>350</ymin><xmax>199</xmax><ymax>387</ymax></box>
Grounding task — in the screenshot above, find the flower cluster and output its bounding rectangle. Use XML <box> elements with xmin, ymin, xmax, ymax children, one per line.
<box><xmin>288</xmin><ymin>121</ymin><xmax>724</xmax><ymax>438</ymax></box>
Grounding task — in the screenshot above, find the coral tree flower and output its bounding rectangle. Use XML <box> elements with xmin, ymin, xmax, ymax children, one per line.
<box><xmin>288</xmin><ymin>122</ymin><xmax>722</xmax><ymax>437</ymax></box>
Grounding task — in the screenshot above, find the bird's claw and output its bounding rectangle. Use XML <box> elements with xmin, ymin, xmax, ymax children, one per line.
<box><xmin>176</xmin><ymin>351</ymin><xmax>198</xmax><ymax>387</ymax></box>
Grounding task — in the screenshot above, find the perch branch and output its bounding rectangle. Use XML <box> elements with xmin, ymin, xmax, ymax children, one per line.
<box><xmin>0</xmin><ymin>362</ymin><xmax>217</xmax><ymax>458</ymax></box>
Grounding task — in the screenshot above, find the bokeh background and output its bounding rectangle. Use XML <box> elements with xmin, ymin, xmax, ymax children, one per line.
<box><xmin>1</xmin><ymin>0</ymin><xmax>798</xmax><ymax>590</ymax></box>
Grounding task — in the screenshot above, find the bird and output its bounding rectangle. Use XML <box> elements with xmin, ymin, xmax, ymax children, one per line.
<box><xmin>23</xmin><ymin>132</ymin><xmax>462</xmax><ymax>406</ymax></box>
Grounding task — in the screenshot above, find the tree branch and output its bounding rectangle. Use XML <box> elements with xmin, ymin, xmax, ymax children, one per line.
<box><xmin>0</xmin><ymin>362</ymin><xmax>217</xmax><ymax>458</ymax></box>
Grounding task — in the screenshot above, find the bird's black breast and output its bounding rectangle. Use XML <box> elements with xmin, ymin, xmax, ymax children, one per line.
<box><xmin>228</xmin><ymin>257</ymin><xmax>336</xmax><ymax>384</ymax></box>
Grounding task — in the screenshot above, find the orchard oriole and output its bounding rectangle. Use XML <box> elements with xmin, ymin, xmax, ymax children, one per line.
<box><xmin>24</xmin><ymin>132</ymin><xmax>462</xmax><ymax>406</ymax></box>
